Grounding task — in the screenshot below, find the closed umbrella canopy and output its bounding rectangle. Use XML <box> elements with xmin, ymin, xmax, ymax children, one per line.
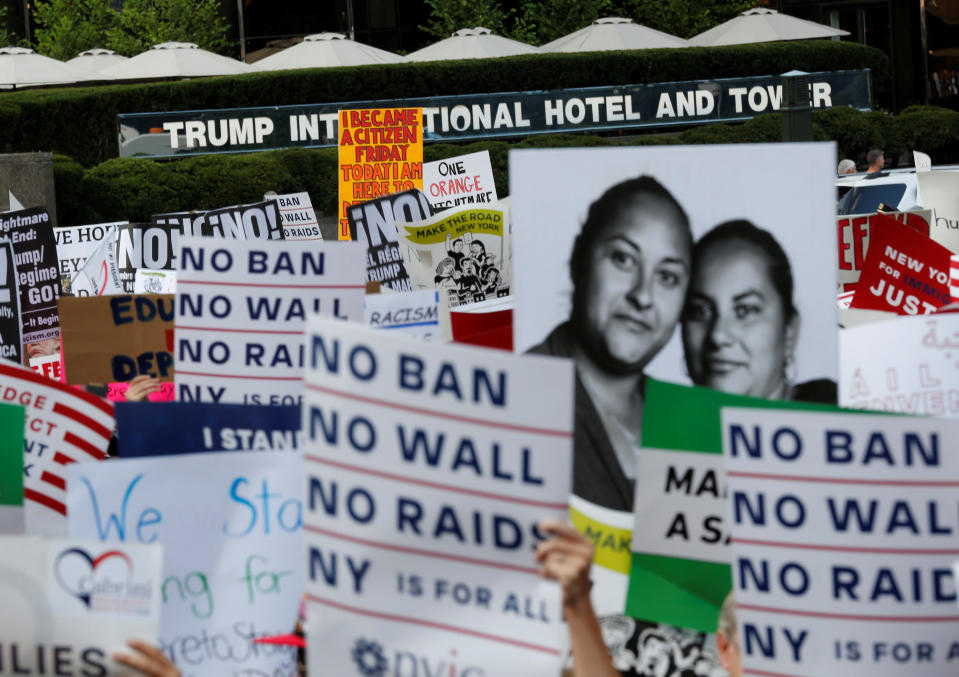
<box><xmin>0</xmin><ymin>46</ymin><xmax>102</xmax><ymax>88</ymax></box>
<box><xmin>101</xmin><ymin>41</ymin><xmax>251</xmax><ymax>80</ymax></box>
<box><xmin>406</xmin><ymin>27</ymin><xmax>537</xmax><ymax>62</ymax></box>
<box><xmin>253</xmin><ymin>32</ymin><xmax>404</xmax><ymax>71</ymax></box>
<box><xmin>66</xmin><ymin>48</ymin><xmax>128</xmax><ymax>73</ymax></box>
<box><xmin>689</xmin><ymin>7</ymin><xmax>849</xmax><ymax>47</ymax></box>
<box><xmin>541</xmin><ymin>17</ymin><xmax>688</xmax><ymax>52</ymax></box>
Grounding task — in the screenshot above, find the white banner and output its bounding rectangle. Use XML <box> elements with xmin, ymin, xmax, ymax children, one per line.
<box><xmin>722</xmin><ymin>407</ymin><xmax>959</xmax><ymax>677</ymax></box>
<box><xmin>302</xmin><ymin>317</ymin><xmax>574</xmax><ymax>676</ymax></box>
<box><xmin>54</xmin><ymin>222</ymin><xmax>126</xmax><ymax>292</ymax></box>
<box><xmin>174</xmin><ymin>236</ymin><xmax>366</xmax><ymax>405</ymax></box>
<box><xmin>67</xmin><ymin>450</ymin><xmax>304</xmax><ymax>677</ymax></box>
<box><xmin>0</xmin><ymin>536</ymin><xmax>162</xmax><ymax>676</ymax></box>
<box><xmin>69</xmin><ymin>224</ymin><xmax>125</xmax><ymax>297</ymax></box>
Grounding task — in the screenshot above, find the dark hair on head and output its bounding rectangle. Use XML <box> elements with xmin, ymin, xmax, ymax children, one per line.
<box><xmin>569</xmin><ymin>175</ymin><xmax>691</xmax><ymax>287</ymax></box>
<box><xmin>694</xmin><ymin>220</ymin><xmax>797</xmax><ymax>320</ymax></box>
<box><xmin>867</xmin><ymin>148</ymin><xmax>884</xmax><ymax>165</ymax></box>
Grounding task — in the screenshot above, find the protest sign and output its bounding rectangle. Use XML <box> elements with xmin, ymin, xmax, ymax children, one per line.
<box><xmin>365</xmin><ymin>289</ymin><xmax>450</xmax><ymax>342</ymax></box>
<box><xmin>840</xmin><ymin>313</ymin><xmax>959</xmax><ymax>416</ymax></box>
<box><xmin>0</xmin><ymin>536</ymin><xmax>162</xmax><ymax>675</ymax></box>
<box><xmin>134</xmin><ymin>268</ymin><xmax>176</xmax><ymax>294</ymax></box>
<box><xmin>851</xmin><ymin>212</ymin><xmax>954</xmax><ymax>315</ymax></box>
<box><xmin>450</xmin><ymin>296</ymin><xmax>514</xmax><ymax>351</ymax></box>
<box><xmin>59</xmin><ymin>294</ymin><xmax>174</xmax><ymax>385</ymax></box>
<box><xmin>918</xmin><ymin>170</ymin><xmax>959</xmax><ymax>252</ymax></box>
<box><xmin>723</xmin><ymin>407</ymin><xmax>959</xmax><ymax>677</ymax></box>
<box><xmin>116</xmin><ymin>222</ymin><xmax>181</xmax><ymax>293</ymax></box>
<box><xmin>0</xmin><ymin>402</ymin><xmax>25</xmax><ymax>533</ymax></box>
<box><xmin>115</xmin><ymin>401</ymin><xmax>300</xmax><ymax>457</ymax></box>
<box><xmin>274</xmin><ymin>191</ymin><xmax>322</xmax><ymax>240</ymax></box>
<box><xmin>338</xmin><ymin>107</ymin><xmax>424</xmax><ymax>240</ymax></box>
<box><xmin>0</xmin><ymin>359</ymin><xmax>114</xmax><ymax>536</ymax></box>
<box><xmin>397</xmin><ymin>204</ymin><xmax>512</xmax><ymax>308</ymax></box>
<box><xmin>347</xmin><ymin>189</ymin><xmax>432</xmax><ymax>292</ymax></box>
<box><xmin>0</xmin><ymin>207</ymin><xmax>62</xmax><ymax>347</ymax></box>
<box><xmin>302</xmin><ymin>317</ymin><xmax>574</xmax><ymax>676</ymax></box>
<box><xmin>0</xmin><ymin>239</ymin><xmax>23</xmax><ymax>363</ymax></box>
<box><xmin>67</xmin><ymin>451</ymin><xmax>304</xmax><ymax>677</ymax></box>
<box><xmin>68</xmin><ymin>224</ymin><xmax>125</xmax><ymax>297</ymax></box>
<box><xmin>423</xmin><ymin>151</ymin><xmax>497</xmax><ymax>212</ymax></box>
<box><xmin>54</xmin><ymin>221</ymin><xmax>125</xmax><ymax>293</ymax></box>
<box><xmin>838</xmin><ymin>210</ymin><xmax>932</xmax><ymax>284</ymax></box>
<box><xmin>154</xmin><ymin>199</ymin><xmax>284</xmax><ymax>241</ymax></box>
<box><xmin>174</xmin><ymin>236</ymin><xmax>366</xmax><ymax>405</ymax></box>
<box><xmin>30</xmin><ymin>352</ymin><xmax>62</xmax><ymax>381</ymax></box>
<box><xmin>105</xmin><ymin>381</ymin><xmax>175</xmax><ymax>403</ymax></box>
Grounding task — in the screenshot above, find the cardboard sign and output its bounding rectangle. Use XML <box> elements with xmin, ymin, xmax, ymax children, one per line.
<box><xmin>154</xmin><ymin>199</ymin><xmax>284</xmax><ymax>240</ymax></box>
<box><xmin>851</xmin><ymin>212</ymin><xmax>954</xmax><ymax>315</ymax></box>
<box><xmin>348</xmin><ymin>189</ymin><xmax>432</xmax><ymax>292</ymax></box>
<box><xmin>174</xmin><ymin>236</ymin><xmax>366</xmax><ymax>405</ymax></box>
<box><xmin>116</xmin><ymin>222</ymin><xmax>181</xmax><ymax>294</ymax></box>
<box><xmin>67</xmin><ymin>451</ymin><xmax>302</xmax><ymax>676</ymax></box>
<box><xmin>133</xmin><ymin>268</ymin><xmax>176</xmax><ymax>294</ymax></box>
<box><xmin>274</xmin><ymin>191</ymin><xmax>322</xmax><ymax>241</ymax></box>
<box><xmin>59</xmin><ymin>294</ymin><xmax>174</xmax><ymax>385</ymax></box>
<box><xmin>423</xmin><ymin>151</ymin><xmax>497</xmax><ymax>212</ymax></box>
<box><xmin>337</xmin><ymin>107</ymin><xmax>424</xmax><ymax>240</ymax></box>
<box><xmin>302</xmin><ymin>317</ymin><xmax>573</xmax><ymax>676</ymax></box>
<box><xmin>69</xmin><ymin>224</ymin><xmax>124</xmax><ymax>297</ymax></box>
<box><xmin>398</xmin><ymin>204</ymin><xmax>512</xmax><ymax>309</ymax></box>
<box><xmin>365</xmin><ymin>289</ymin><xmax>449</xmax><ymax>342</ymax></box>
<box><xmin>918</xmin><ymin>171</ymin><xmax>959</xmax><ymax>252</ymax></box>
<box><xmin>0</xmin><ymin>536</ymin><xmax>162</xmax><ymax>675</ymax></box>
<box><xmin>0</xmin><ymin>207</ymin><xmax>62</xmax><ymax>346</ymax></box>
<box><xmin>0</xmin><ymin>402</ymin><xmax>25</xmax><ymax>533</ymax></box>
<box><xmin>837</xmin><ymin>210</ymin><xmax>932</xmax><ymax>284</ymax></box>
<box><xmin>0</xmin><ymin>359</ymin><xmax>113</xmax><ymax>536</ymax></box>
<box><xmin>0</xmin><ymin>239</ymin><xmax>23</xmax><ymax>363</ymax></box>
<box><xmin>840</xmin><ymin>313</ymin><xmax>959</xmax><ymax>416</ymax></box>
<box><xmin>54</xmin><ymin>221</ymin><xmax>126</xmax><ymax>293</ymax></box>
<box><xmin>115</xmin><ymin>401</ymin><xmax>300</xmax><ymax>457</ymax></box>
<box><xmin>723</xmin><ymin>407</ymin><xmax>959</xmax><ymax>677</ymax></box>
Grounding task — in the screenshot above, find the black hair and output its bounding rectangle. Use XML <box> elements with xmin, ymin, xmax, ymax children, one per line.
<box><xmin>693</xmin><ymin>220</ymin><xmax>798</xmax><ymax>320</ymax></box>
<box><xmin>569</xmin><ymin>175</ymin><xmax>691</xmax><ymax>289</ymax></box>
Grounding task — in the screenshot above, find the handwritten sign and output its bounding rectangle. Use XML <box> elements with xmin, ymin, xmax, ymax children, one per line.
<box><xmin>0</xmin><ymin>359</ymin><xmax>114</xmax><ymax>536</ymax></box>
<box><xmin>338</xmin><ymin>107</ymin><xmax>424</xmax><ymax>240</ymax></box>
<box><xmin>115</xmin><ymin>401</ymin><xmax>301</xmax><ymax>457</ymax></box>
<box><xmin>918</xmin><ymin>171</ymin><xmax>959</xmax><ymax>252</ymax></box>
<box><xmin>365</xmin><ymin>289</ymin><xmax>449</xmax><ymax>342</ymax></box>
<box><xmin>851</xmin><ymin>212</ymin><xmax>954</xmax><ymax>315</ymax></box>
<box><xmin>54</xmin><ymin>221</ymin><xmax>125</xmax><ymax>294</ymax></box>
<box><xmin>174</xmin><ymin>236</ymin><xmax>366</xmax><ymax>405</ymax></box>
<box><xmin>302</xmin><ymin>316</ymin><xmax>573</xmax><ymax>676</ymax></box>
<box><xmin>0</xmin><ymin>536</ymin><xmax>162</xmax><ymax>676</ymax></box>
<box><xmin>0</xmin><ymin>239</ymin><xmax>23</xmax><ymax>363</ymax></box>
<box><xmin>423</xmin><ymin>151</ymin><xmax>497</xmax><ymax>212</ymax></box>
<box><xmin>274</xmin><ymin>192</ymin><xmax>322</xmax><ymax>241</ymax></box>
<box><xmin>59</xmin><ymin>294</ymin><xmax>174</xmax><ymax>384</ymax></box>
<box><xmin>838</xmin><ymin>211</ymin><xmax>932</xmax><ymax>284</ymax></box>
<box><xmin>0</xmin><ymin>402</ymin><xmax>25</xmax><ymax>533</ymax></box>
<box><xmin>67</xmin><ymin>451</ymin><xmax>303</xmax><ymax>677</ymax></box>
<box><xmin>69</xmin><ymin>224</ymin><xmax>124</xmax><ymax>298</ymax></box>
<box><xmin>723</xmin><ymin>407</ymin><xmax>959</xmax><ymax>677</ymax></box>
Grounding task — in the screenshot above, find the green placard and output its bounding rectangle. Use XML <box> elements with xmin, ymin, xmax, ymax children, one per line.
<box><xmin>0</xmin><ymin>403</ymin><xmax>25</xmax><ymax>507</ymax></box>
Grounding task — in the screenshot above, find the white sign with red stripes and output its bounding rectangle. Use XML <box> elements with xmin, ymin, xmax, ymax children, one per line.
<box><xmin>0</xmin><ymin>359</ymin><xmax>114</xmax><ymax>536</ymax></box>
<box><xmin>301</xmin><ymin>317</ymin><xmax>574</xmax><ymax>677</ymax></box>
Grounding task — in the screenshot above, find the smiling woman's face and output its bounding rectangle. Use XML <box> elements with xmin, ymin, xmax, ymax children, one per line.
<box><xmin>575</xmin><ymin>197</ymin><xmax>691</xmax><ymax>373</ymax></box>
<box><xmin>682</xmin><ymin>239</ymin><xmax>794</xmax><ymax>397</ymax></box>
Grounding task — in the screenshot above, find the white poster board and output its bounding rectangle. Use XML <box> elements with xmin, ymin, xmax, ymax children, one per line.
<box><xmin>173</xmin><ymin>236</ymin><xmax>366</xmax><ymax>405</ymax></box>
<box><xmin>67</xmin><ymin>451</ymin><xmax>304</xmax><ymax>677</ymax></box>
<box><xmin>302</xmin><ymin>317</ymin><xmax>574</xmax><ymax>676</ymax></box>
<box><xmin>364</xmin><ymin>289</ymin><xmax>450</xmax><ymax>342</ymax></box>
<box><xmin>274</xmin><ymin>191</ymin><xmax>322</xmax><ymax>241</ymax></box>
<box><xmin>423</xmin><ymin>151</ymin><xmax>497</xmax><ymax>211</ymax></box>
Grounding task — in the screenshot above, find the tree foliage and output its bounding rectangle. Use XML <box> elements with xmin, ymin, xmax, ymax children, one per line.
<box><xmin>421</xmin><ymin>0</ymin><xmax>510</xmax><ymax>39</ymax></box>
<box><xmin>32</xmin><ymin>0</ymin><xmax>231</xmax><ymax>61</ymax></box>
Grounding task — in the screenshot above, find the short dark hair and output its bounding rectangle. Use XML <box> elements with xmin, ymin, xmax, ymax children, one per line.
<box><xmin>693</xmin><ymin>220</ymin><xmax>797</xmax><ymax>320</ymax></box>
<box><xmin>569</xmin><ymin>175</ymin><xmax>691</xmax><ymax>288</ymax></box>
<box><xmin>867</xmin><ymin>149</ymin><xmax>884</xmax><ymax>165</ymax></box>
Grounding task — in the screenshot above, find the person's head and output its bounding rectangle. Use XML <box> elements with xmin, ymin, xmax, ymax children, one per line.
<box><xmin>461</xmin><ymin>259</ymin><xmax>475</xmax><ymax>275</ymax></box>
<box><xmin>866</xmin><ymin>149</ymin><xmax>885</xmax><ymax>170</ymax></box>
<box><xmin>837</xmin><ymin>158</ymin><xmax>856</xmax><ymax>175</ymax></box>
<box><xmin>484</xmin><ymin>267</ymin><xmax>500</xmax><ymax>283</ymax></box>
<box><xmin>436</xmin><ymin>257</ymin><xmax>454</xmax><ymax>276</ymax></box>
<box><xmin>452</xmin><ymin>238</ymin><xmax>464</xmax><ymax>252</ymax></box>
<box><xmin>569</xmin><ymin>175</ymin><xmax>692</xmax><ymax>374</ymax></box>
<box><xmin>470</xmin><ymin>240</ymin><xmax>485</xmax><ymax>257</ymax></box>
<box><xmin>682</xmin><ymin>220</ymin><xmax>799</xmax><ymax>399</ymax></box>
<box><xmin>716</xmin><ymin>593</ymin><xmax>741</xmax><ymax>677</ymax></box>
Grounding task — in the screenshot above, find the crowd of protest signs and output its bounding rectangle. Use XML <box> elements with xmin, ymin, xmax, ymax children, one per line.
<box><xmin>2</xmin><ymin>103</ymin><xmax>959</xmax><ymax>677</ymax></box>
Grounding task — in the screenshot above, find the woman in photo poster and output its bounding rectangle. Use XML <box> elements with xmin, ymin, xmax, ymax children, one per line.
<box><xmin>528</xmin><ymin>176</ymin><xmax>692</xmax><ymax>512</ymax></box>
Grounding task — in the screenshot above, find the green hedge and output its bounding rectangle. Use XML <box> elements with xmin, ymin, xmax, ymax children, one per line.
<box><xmin>53</xmin><ymin>104</ymin><xmax>956</xmax><ymax>228</ymax></box>
<box><xmin>4</xmin><ymin>40</ymin><xmax>887</xmax><ymax>167</ymax></box>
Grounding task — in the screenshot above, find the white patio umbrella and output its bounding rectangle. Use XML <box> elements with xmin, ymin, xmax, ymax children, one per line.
<box><xmin>406</xmin><ymin>27</ymin><xmax>538</xmax><ymax>62</ymax></box>
<box><xmin>66</xmin><ymin>48</ymin><xmax>128</xmax><ymax>73</ymax></box>
<box><xmin>101</xmin><ymin>41</ymin><xmax>251</xmax><ymax>80</ymax></box>
<box><xmin>689</xmin><ymin>7</ymin><xmax>849</xmax><ymax>47</ymax></box>
<box><xmin>253</xmin><ymin>32</ymin><xmax>404</xmax><ymax>71</ymax></box>
<box><xmin>0</xmin><ymin>46</ymin><xmax>103</xmax><ymax>89</ymax></box>
<box><xmin>540</xmin><ymin>17</ymin><xmax>689</xmax><ymax>52</ymax></box>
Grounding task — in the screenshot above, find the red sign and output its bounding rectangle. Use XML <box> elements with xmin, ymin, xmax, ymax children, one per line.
<box><xmin>837</xmin><ymin>210</ymin><xmax>931</xmax><ymax>284</ymax></box>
